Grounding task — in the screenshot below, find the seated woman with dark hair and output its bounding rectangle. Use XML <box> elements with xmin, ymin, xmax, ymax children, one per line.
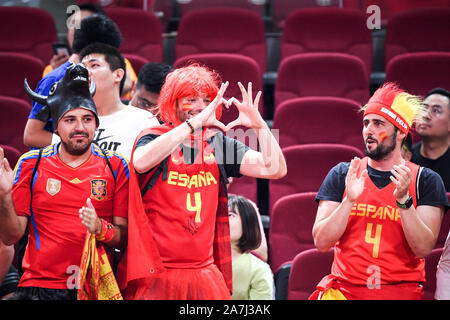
<box><xmin>228</xmin><ymin>195</ymin><xmax>274</xmax><ymax>300</ymax></box>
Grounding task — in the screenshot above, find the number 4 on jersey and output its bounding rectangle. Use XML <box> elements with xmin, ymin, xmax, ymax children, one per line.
<box><xmin>186</xmin><ymin>192</ymin><xmax>202</xmax><ymax>223</ymax></box>
<box><xmin>365</xmin><ymin>223</ymin><xmax>382</xmax><ymax>258</ymax></box>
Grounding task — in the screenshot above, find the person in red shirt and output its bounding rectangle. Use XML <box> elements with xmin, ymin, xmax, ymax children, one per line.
<box><xmin>117</xmin><ymin>63</ymin><xmax>287</xmax><ymax>300</ymax></box>
<box><xmin>0</xmin><ymin>64</ymin><xmax>129</xmax><ymax>300</ymax></box>
<box><xmin>311</xmin><ymin>83</ymin><xmax>448</xmax><ymax>300</ymax></box>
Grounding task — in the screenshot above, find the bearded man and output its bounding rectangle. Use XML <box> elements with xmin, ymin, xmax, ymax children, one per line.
<box><xmin>310</xmin><ymin>83</ymin><xmax>448</xmax><ymax>300</ymax></box>
<box><xmin>0</xmin><ymin>64</ymin><xmax>129</xmax><ymax>300</ymax></box>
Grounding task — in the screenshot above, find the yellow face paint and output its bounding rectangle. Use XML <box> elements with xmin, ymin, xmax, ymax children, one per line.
<box><xmin>181</xmin><ymin>104</ymin><xmax>193</xmax><ymax>111</ymax></box>
<box><xmin>378</xmin><ymin>131</ymin><xmax>388</xmax><ymax>142</ymax></box>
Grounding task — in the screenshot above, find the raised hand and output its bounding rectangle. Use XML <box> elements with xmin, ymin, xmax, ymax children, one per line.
<box><xmin>225</xmin><ymin>82</ymin><xmax>264</xmax><ymax>131</ymax></box>
<box><xmin>79</xmin><ymin>197</ymin><xmax>101</xmax><ymax>234</ymax></box>
<box><xmin>0</xmin><ymin>147</ymin><xmax>14</xmax><ymax>196</ymax></box>
<box><xmin>390</xmin><ymin>164</ymin><xmax>411</xmax><ymax>202</ymax></box>
<box><xmin>345</xmin><ymin>157</ymin><xmax>368</xmax><ymax>202</ymax></box>
<box><xmin>192</xmin><ymin>81</ymin><xmax>229</xmax><ymax>132</ymax></box>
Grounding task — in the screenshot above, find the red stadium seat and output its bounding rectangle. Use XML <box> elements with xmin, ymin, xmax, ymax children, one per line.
<box><xmin>90</xmin><ymin>0</ymin><xmax>168</xmax><ymax>32</ymax></box>
<box><xmin>384</xmin><ymin>8</ymin><xmax>450</xmax><ymax>68</ymax></box>
<box><xmin>152</xmin><ymin>0</ymin><xmax>174</xmax><ymax>32</ymax></box>
<box><xmin>269</xmin><ymin>192</ymin><xmax>318</xmax><ymax>274</ymax></box>
<box><xmin>281</xmin><ymin>7</ymin><xmax>373</xmax><ymax>75</ymax></box>
<box><xmin>385</xmin><ymin>52</ymin><xmax>450</xmax><ymax>96</ymax></box>
<box><xmin>104</xmin><ymin>7</ymin><xmax>163</xmax><ymax>63</ymax></box>
<box><xmin>77</xmin><ymin>0</ymin><xmax>154</xmax><ymax>9</ymax></box>
<box><xmin>177</xmin><ymin>0</ymin><xmax>265</xmax><ymax>17</ymax></box>
<box><xmin>174</xmin><ymin>53</ymin><xmax>264</xmax><ymax>123</ymax></box>
<box><xmin>424</xmin><ymin>247</ymin><xmax>444</xmax><ymax>300</ymax></box>
<box><xmin>124</xmin><ymin>54</ymin><xmax>149</xmax><ymax>76</ymax></box>
<box><xmin>0</xmin><ymin>6</ymin><xmax>56</xmax><ymax>66</ymax></box>
<box><xmin>272</xmin><ymin>0</ymin><xmax>342</xmax><ymax>30</ymax></box>
<box><xmin>0</xmin><ymin>96</ymin><xmax>31</xmax><ymax>154</ymax></box>
<box><xmin>175</xmin><ymin>8</ymin><xmax>267</xmax><ymax>75</ymax></box>
<box><xmin>355</xmin><ymin>1</ymin><xmax>450</xmax><ymax>26</ymax></box>
<box><xmin>287</xmin><ymin>248</ymin><xmax>334</xmax><ymax>300</ymax></box>
<box><xmin>275</xmin><ymin>53</ymin><xmax>369</xmax><ymax>110</ymax></box>
<box><xmin>272</xmin><ymin>97</ymin><xmax>364</xmax><ymax>152</ymax></box>
<box><xmin>0</xmin><ymin>53</ymin><xmax>43</xmax><ymax>104</ymax></box>
<box><xmin>269</xmin><ymin>144</ymin><xmax>364</xmax><ymax>214</ymax></box>
<box><xmin>0</xmin><ymin>144</ymin><xmax>22</xmax><ymax>170</ymax></box>
<box><xmin>227</xmin><ymin>176</ymin><xmax>258</xmax><ymax>206</ymax></box>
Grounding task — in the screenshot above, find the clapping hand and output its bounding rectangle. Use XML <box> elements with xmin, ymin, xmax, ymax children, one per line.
<box><xmin>390</xmin><ymin>164</ymin><xmax>411</xmax><ymax>202</ymax></box>
<box><xmin>345</xmin><ymin>157</ymin><xmax>368</xmax><ymax>202</ymax></box>
<box><xmin>0</xmin><ymin>147</ymin><xmax>13</xmax><ymax>197</ymax></box>
<box><xmin>79</xmin><ymin>198</ymin><xmax>101</xmax><ymax>234</ymax></box>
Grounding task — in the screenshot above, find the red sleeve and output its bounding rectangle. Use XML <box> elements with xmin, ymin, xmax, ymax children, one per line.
<box><xmin>12</xmin><ymin>156</ymin><xmax>36</xmax><ymax>217</ymax></box>
<box><xmin>111</xmin><ymin>155</ymin><xmax>129</xmax><ymax>219</ymax></box>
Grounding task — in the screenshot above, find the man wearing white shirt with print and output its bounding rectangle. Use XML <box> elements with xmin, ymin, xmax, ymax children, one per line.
<box><xmin>79</xmin><ymin>42</ymin><xmax>159</xmax><ymax>160</ymax></box>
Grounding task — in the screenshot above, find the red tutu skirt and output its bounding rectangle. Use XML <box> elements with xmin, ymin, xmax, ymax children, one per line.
<box><xmin>123</xmin><ymin>263</ymin><xmax>231</xmax><ymax>300</ymax></box>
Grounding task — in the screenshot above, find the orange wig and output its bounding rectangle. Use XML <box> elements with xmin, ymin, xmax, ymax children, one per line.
<box><xmin>158</xmin><ymin>63</ymin><xmax>222</xmax><ymax>125</ymax></box>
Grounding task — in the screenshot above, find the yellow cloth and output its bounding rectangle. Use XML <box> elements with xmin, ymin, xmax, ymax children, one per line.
<box><xmin>78</xmin><ymin>233</ymin><xmax>123</xmax><ymax>300</ymax></box>
<box><xmin>321</xmin><ymin>288</ymin><xmax>347</xmax><ymax>300</ymax></box>
<box><xmin>231</xmin><ymin>253</ymin><xmax>274</xmax><ymax>300</ymax></box>
<box><xmin>42</xmin><ymin>64</ymin><xmax>53</xmax><ymax>78</ymax></box>
<box><xmin>121</xmin><ymin>58</ymin><xmax>137</xmax><ymax>100</ymax></box>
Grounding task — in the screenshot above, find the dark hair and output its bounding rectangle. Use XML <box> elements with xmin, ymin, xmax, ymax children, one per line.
<box><xmin>402</xmin><ymin>132</ymin><xmax>412</xmax><ymax>152</ymax></box>
<box><xmin>137</xmin><ymin>62</ymin><xmax>173</xmax><ymax>94</ymax></box>
<box><xmin>79</xmin><ymin>43</ymin><xmax>126</xmax><ymax>95</ymax></box>
<box><xmin>425</xmin><ymin>88</ymin><xmax>450</xmax><ymax>111</ymax></box>
<box><xmin>425</xmin><ymin>87</ymin><xmax>450</xmax><ymax>101</ymax></box>
<box><xmin>228</xmin><ymin>195</ymin><xmax>261</xmax><ymax>253</ymax></box>
<box><xmin>72</xmin><ymin>15</ymin><xmax>122</xmax><ymax>54</ymax></box>
<box><xmin>67</xmin><ymin>3</ymin><xmax>106</xmax><ymax>18</ymax></box>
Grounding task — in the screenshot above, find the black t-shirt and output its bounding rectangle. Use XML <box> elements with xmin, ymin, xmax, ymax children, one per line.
<box><xmin>411</xmin><ymin>142</ymin><xmax>450</xmax><ymax>192</ymax></box>
<box><xmin>135</xmin><ymin>131</ymin><xmax>250</xmax><ymax>178</ymax></box>
<box><xmin>316</xmin><ymin>161</ymin><xmax>449</xmax><ymax>211</ymax></box>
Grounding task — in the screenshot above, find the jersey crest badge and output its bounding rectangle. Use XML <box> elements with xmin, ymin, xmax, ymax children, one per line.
<box><xmin>46</xmin><ymin>178</ymin><xmax>61</xmax><ymax>196</ymax></box>
<box><xmin>90</xmin><ymin>179</ymin><xmax>107</xmax><ymax>201</ymax></box>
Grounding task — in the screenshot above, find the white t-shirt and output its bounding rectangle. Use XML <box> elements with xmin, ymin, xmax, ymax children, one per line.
<box><xmin>51</xmin><ymin>105</ymin><xmax>159</xmax><ymax>161</ymax></box>
<box><xmin>94</xmin><ymin>105</ymin><xmax>159</xmax><ymax>160</ymax></box>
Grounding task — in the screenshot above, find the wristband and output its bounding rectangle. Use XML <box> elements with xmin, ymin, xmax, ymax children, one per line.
<box><xmin>185</xmin><ymin>119</ymin><xmax>195</xmax><ymax>134</ymax></box>
<box><xmin>396</xmin><ymin>195</ymin><xmax>413</xmax><ymax>209</ymax></box>
<box><xmin>96</xmin><ymin>219</ymin><xmax>116</xmax><ymax>242</ymax></box>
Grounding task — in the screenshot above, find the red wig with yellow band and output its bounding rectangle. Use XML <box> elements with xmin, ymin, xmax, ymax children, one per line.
<box><xmin>362</xmin><ymin>82</ymin><xmax>425</xmax><ymax>134</ymax></box>
<box><xmin>158</xmin><ymin>63</ymin><xmax>222</xmax><ymax>125</ymax></box>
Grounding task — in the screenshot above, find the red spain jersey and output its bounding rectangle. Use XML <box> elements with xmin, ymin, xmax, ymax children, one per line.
<box><xmin>12</xmin><ymin>144</ymin><xmax>130</xmax><ymax>289</ymax></box>
<box><xmin>141</xmin><ymin>141</ymin><xmax>220</xmax><ymax>269</ymax></box>
<box><xmin>331</xmin><ymin>157</ymin><xmax>424</xmax><ymax>285</ymax></box>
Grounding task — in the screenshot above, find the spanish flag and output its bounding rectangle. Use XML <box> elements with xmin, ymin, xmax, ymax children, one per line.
<box><xmin>77</xmin><ymin>233</ymin><xmax>123</xmax><ymax>300</ymax></box>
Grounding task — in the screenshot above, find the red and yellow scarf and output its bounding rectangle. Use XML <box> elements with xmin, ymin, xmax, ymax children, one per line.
<box><xmin>78</xmin><ymin>233</ymin><xmax>123</xmax><ymax>300</ymax></box>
